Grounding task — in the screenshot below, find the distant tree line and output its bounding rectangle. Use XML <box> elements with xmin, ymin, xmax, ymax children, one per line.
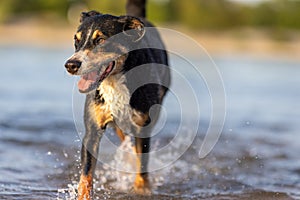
<box><xmin>0</xmin><ymin>0</ymin><xmax>299</xmax><ymax>30</ymax></box>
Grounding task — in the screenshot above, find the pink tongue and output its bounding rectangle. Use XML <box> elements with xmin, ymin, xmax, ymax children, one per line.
<box><xmin>77</xmin><ymin>71</ymin><xmax>98</xmax><ymax>92</ymax></box>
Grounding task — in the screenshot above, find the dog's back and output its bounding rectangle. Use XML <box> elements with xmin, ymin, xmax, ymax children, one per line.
<box><xmin>124</xmin><ymin>0</ymin><xmax>170</xmax><ymax>115</ymax></box>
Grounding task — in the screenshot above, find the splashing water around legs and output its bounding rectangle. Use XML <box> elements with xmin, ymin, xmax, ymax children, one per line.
<box><xmin>102</xmin><ymin>136</ymin><xmax>138</xmax><ymax>191</ymax></box>
<box><xmin>57</xmin><ymin>136</ymin><xmax>138</xmax><ymax>199</ymax></box>
<box><xmin>57</xmin><ymin>135</ymin><xmax>168</xmax><ymax>199</ymax></box>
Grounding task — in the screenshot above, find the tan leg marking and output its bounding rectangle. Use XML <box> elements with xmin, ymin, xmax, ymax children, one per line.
<box><xmin>78</xmin><ymin>174</ymin><xmax>93</xmax><ymax>200</ymax></box>
<box><xmin>133</xmin><ymin>152</ymin><xmax>151</xmax><ymax>194</ymax></box>
<box><xmin>132</xmin><ymin>109</ymin><xmax>149</xmax><ymax>129</ymax></box>
<box><xmin>91</xmin><ymin>103</ymin><xmax>113</xmax><ymax>129</ymax></box>
<box><xmin>115</xmin><ymin>126</ymin><xmax>126</xmax><ymax>142</ymax></box>
<box><xmin>131</xmin><ymin>110</ymin><xmax>152</xmax><ymax>194</ymax></box>
<box><xmin>134</xmin><ymin>173</ymin><xmax>150</xmax><ymax>194</ymax></box>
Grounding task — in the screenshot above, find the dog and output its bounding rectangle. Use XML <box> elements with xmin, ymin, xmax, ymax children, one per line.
<box><xmin>64</xmin><ymin>0</ymin><xmax>170</xmax><ymax>199</ymax></box>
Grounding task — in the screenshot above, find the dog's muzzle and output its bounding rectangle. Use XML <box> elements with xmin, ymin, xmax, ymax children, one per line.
<box><xmin>65</xmin><ymin>60</ymin><xmax>82</xmax><ymax>74</ymax></box>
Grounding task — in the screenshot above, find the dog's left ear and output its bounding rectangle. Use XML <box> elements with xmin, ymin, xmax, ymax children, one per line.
<box><xmin>80</xmin><ymin>10</ymin><xmax>102</xmax><ymax>23</ymax></box>
<box><xmin>119</xmin><ymin>16</ymin><xmax>145</xmax><ymax>42</ymax></box>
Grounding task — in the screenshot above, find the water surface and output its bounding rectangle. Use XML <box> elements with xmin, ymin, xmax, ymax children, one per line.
<box><xmin>0</xmin><ymin>46</ymin><xmax>299</xmax><ymax>199</ymax></box>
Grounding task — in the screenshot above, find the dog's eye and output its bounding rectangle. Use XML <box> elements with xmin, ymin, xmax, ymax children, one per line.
<box><xmin>95</xmin><ymin>36</ymin><xmax>105</xmax><ymax>45</ymax></box>
<box><xmin>74</xmin><ymin>35</ymin><xmax>80</xmax><ymax>42</ymax></box>
<box><xmin>74</xmin><ymin>35</ymin><xmax>80</xmax><ymax>48</ymax></box>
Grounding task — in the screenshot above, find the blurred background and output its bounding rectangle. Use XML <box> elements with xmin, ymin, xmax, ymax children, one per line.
<box><xmin>0</xmin><ymin>0</ymin><xmax>300</xmax><ymax>55</ymax></box>
<box><xmin>0</xmin><ymin>0</ymin><xmax>299</xmax><ymax>199</ymax></box>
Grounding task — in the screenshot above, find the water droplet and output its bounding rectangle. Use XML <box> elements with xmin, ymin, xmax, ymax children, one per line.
<box><xmin>63</xmin><ymin>151</ymin><xmax>68</xmax><ymax>158</ymax></box>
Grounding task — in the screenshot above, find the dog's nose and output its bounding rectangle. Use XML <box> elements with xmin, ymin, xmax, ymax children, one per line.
<box><xmin>65</xmin><ymin>60</ymin><xmax>81</xmax><ymax>74</ymax></box>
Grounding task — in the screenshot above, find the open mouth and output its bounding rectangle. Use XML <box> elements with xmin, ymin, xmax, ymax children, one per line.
<box><xmin>77</xmin><ymin>61</ymin><xmax>115</xmax><ymax>93</ymax></box>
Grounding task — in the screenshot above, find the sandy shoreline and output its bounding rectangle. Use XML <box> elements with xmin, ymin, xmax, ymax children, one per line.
<box><xmin>0</xmin><ymin>21</ymin><xmax>299</xmax><ymax>60</ymax></box>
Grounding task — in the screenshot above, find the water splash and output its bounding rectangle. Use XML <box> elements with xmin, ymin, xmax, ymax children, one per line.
<box><xmin>57</xmin><ymin>135</ymin><xmax>168</xmax><ymax>198</ymax></box>
<box><xmin>95</xmin><ymin>136</ymin><xmax>166</xmax><ymax>192</ymax></box>
<box><xmin>95</xmin><ymin>136</ymin><xmax>138</xmax><ymax>191</ymax></box>
<box><xmin>57</xmin><ymin>182</ymin><xmax>78</xmax><ymax>200</ymax></box>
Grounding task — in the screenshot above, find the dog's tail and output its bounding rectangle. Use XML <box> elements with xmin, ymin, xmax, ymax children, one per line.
<box><xmin>126</xmin><ymin>0</ymin><xmax>146</xmax><ymax>18</ymax></box>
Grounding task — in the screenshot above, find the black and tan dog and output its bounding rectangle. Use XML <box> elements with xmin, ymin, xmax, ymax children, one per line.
<box><xmin>64</xmin><ymin>0</ymin><xmax>170</xmax><ymax>199</ymax></box>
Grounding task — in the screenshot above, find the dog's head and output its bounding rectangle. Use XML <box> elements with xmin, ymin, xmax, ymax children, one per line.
<box><xmin>64</xmin><ymin>11</ymin><xmax>145</xmax><ymax>93</ymax></box>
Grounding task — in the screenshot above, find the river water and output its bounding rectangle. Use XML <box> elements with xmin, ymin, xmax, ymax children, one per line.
<box><xmin>0</xmin><ymin>45</ymin><xmax>299</xmax><ymax>199</ymax></box>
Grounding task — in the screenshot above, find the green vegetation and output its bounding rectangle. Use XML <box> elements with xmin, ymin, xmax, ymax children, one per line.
<box><xmin>0</xmin><ymin>0</ymin><xmax>69</xmax><ymax>21</ymax></box>
<box><xmin>0</xmin><ymin>0</ymin><xmax>300</xmax><ymax>30</ymax></box>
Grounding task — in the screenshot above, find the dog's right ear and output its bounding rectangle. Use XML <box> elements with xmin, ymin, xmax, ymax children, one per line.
<box><xmin>118</xmin><ymin>16</ymin><xmax>145</xmax><ymax>42</ymax></box>
<box><xmin>80</xmin><ymin>11</ymin><xmax>102</xmax><ymax>23</ymax></box>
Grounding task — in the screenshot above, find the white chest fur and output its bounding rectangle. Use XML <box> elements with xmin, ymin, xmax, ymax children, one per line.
<box><xmin>98</xmin><ymin>74</ymin><xmax>136</xmax><ymax>133</ymax></box>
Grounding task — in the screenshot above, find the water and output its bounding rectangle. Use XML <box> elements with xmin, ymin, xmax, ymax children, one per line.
<box><xmin>0</xmin><ymin>45</ymin><xmax>299</xmax><ymax>199</ymax></box>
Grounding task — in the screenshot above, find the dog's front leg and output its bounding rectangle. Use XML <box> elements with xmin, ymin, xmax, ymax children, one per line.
<box><xmin>78</xmin><ymin>129</ymin><xmax>102</xmax><ymax>200</ymax></box>
<box><xmin>78</xmin><ymin>97</ymin><xmax>104</xmax><ymax>200</ymax></box>
<box><xmin>134</xmin><ymin>136</ymin><xmax>151</xmax><ymax>194</ymax></box>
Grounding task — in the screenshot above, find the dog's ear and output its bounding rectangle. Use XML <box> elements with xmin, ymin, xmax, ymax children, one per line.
<box><xmin>119</xmin><ymin>16</ymin><xmax>145</xmax><ymax>42</ymax></box>
<box><xmin>80</xmin><ymin>11</ymin><xmax>102</xmax><ymax>23</ymax></box>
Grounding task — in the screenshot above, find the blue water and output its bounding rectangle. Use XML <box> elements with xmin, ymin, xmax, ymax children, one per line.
<box><xmin>0</xmin><ymin>45</ymin><xmax>299</xmax><ymax>199</ymax></box>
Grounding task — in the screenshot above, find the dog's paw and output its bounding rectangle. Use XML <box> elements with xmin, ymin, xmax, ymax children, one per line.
<box><xmin>133</xmin><ymin>174</ymin><xmax>151</xmax><ymax>195</ymax></box>
<box><xmin>77</xmin><ymin>175</ymin><xmax>93</xmax><ymax>200</ymax></box>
